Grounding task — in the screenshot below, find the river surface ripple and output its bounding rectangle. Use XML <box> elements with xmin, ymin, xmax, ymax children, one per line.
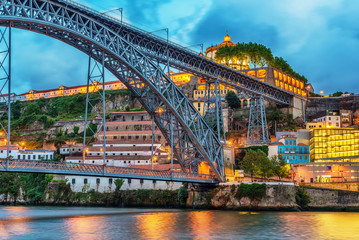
<box><xmin>1</xmin><ymin>206</ymin><xmax>359</xmax><ymax>240</ymax></box>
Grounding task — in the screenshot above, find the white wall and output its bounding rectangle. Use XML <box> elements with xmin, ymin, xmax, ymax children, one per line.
<box><xmin>66</xmin><ymin>176</ymin><xmax>183</xmax><ymax>192</ymax></box>
<box><xmin>268</xmin><ymin>145</ymin><xmax>278</xmax><ymax>158</ymax></box>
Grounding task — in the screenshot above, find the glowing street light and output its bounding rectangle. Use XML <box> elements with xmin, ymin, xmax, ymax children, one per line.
<box><xmin>320</xmin><ymin>91</ymin><xmax>323</xmax><ymax>97</ymax></box>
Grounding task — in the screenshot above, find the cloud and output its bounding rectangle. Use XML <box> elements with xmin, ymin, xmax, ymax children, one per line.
<box><xmin>3</xmin><ymin>0</ymin><xmax>359</xmax><ymax>95</ymax></box>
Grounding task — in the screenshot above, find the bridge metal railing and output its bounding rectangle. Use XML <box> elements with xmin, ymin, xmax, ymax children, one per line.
<box><xmin>59</xmin><ymin>0</ymin><xmax>200</xmax><ymax>56</ymax></box>
<box><xmin>0</xmin><ymin>159</ymin><xmax>217</xmax><ymax>183</ymax></box>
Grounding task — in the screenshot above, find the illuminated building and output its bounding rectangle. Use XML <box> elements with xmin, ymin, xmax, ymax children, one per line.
<box><xmin>312</xmin><ymin>110</ymin><xmax>341</xmax><ymax>128</ymax></box>
<box><xmin>292</xmin><ymin>128</ymin><xmax>359</xmax><ymax>183</ymax></box>
<box><xmin>240</xmin><ymin>67</ymin><xmax>308</xmax><ymax>97</ymax></box>
<box><xmin>205</xmin><ymin>32</ymin><xmax>250</xmax><ymax>70</ymax></box>
<box><xmin>306</xmin><ymin>122</ymin><xmax>324</xmax><ymax>129</ymax></box>
<box><xmin>310</xmin><ymin>128</ymin><xmax>359</xmax><ymax>162</ymax></box>
<box><xmin>170</xmin><ymin>72</ymin><xmax>193</xmax><ymax>86</ymax></box>
<box><xmin>0</xmin><ymin>71</ymin><xmax>193</xmax><ymax>103</ymax></box>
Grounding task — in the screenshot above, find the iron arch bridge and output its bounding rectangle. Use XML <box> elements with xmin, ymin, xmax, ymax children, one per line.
<box><xmin>0</xmin><ymin>0</ymin><xmax>294</xmax><ymax>183</ymax></box>
<box><xmin>0</xmin><ymin>159</ymin><xmax>217</xmax><ymax>184</ymax></box>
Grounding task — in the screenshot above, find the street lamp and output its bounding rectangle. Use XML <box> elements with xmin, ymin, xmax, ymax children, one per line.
<box><xmin>320</xmin><ymin>91</ymin><xmax>323</xmax><ymax>97</ymax></box>
<box><xmin>83</xmin><ymin>148</ymin><xmax>89</xmax><ymax>163</ymax></box>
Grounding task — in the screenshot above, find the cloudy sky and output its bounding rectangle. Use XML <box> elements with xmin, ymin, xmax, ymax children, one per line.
<box><xmin>8</xmin><ymin>0</ymin><xmax>359</xmax><ymax>95</ymax></box>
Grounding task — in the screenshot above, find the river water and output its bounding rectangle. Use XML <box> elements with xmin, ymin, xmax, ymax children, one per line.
<box><xmin>1</xmin><ymin>206</ymin><xmax>359</xmax><ymax>240</ymax></box>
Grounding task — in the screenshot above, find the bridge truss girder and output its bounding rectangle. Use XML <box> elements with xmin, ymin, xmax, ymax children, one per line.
<box><xmin>246</xmin><ymin>95</ymin><xmax>270</xmax><ymax>145</ymax></box>
<box><xmin>77</xmin><ymin>5</ymin><xmax>294</xmax><ymax>105</ymax></box>
<box><xmin>0</xmin><ymin>0</ymin><xmax>224</xmax><ymax>181</ymax></box>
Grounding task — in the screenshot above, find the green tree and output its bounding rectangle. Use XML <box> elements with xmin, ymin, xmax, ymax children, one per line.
<box><xmin>86</xmin><ymin>123</ymin><xmax>98</xmax><ymax>136</ymax></box>
<box><xmin>0</xmin><ymin>173</ymin><xmax>21</xmax><ymax>202</ymax></box>
<box><xmin>24</xmin><ymin>103</ymin><xmax>40</xmax><ymax>116</ymax></box>
<box><xmin>270</xmin><ymin>155</ymin><xmax>290</xmax><ymax>180</ymax></box>
<box><xmin>177</xmin><ymin>186</ymin><xmax>188</xmax><ymax>206</ymax></box>
<box><xmin>11</xmin><ymin>101</ymin><xmax>22</xmax><ymax>120</ymax></box>
<box><xmin>256</xmin><ymin>150</ymin><xmax>274</xmax><ymax>181</ymax></box>
<box><xmin>241</xmin><ymin>149</ymin><xmax>260</xmax><ymax>181</ymax></box>
<box><xmin>73</xmin><ymin>126</ymin><xmax>80</xmax><ymax>135</ymax></box>
<box><xmin>295</xmin><ymin>187</ymin><xmax>311</xmax><ymax>209</ymax></box>
<box><xmin>48</xmin><ymin>105</ymin><xmax>58</xmax><ymax>117</ymax></box>
<box><xmin>225</xmin><ymin>90</ymin><xmax>241</xmax><ymax>109</ymax></box>
<box><xmin>330</xmin><ymin>91</ymin><xmax>343</xmax><ymax>97</ymax></box>
<box><xmin>246</xmin><ymin>145</ymin><xmax>269</xmax><ymax>156</ymax></box>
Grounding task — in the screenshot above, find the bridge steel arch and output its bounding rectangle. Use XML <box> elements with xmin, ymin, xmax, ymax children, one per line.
<box><xmin>62</xmin><ymin>1</ymin><xmax>294</xmax><ymax>105</ymax></box>
<box><xmin>0</xmin><ymin>0</ymin><xmax>225</xmax><ymax>181</ymax></box>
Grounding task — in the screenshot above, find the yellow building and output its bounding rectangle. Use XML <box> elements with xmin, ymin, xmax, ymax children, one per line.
<box><xmin>310</xmin><ymin>128</ymin><xmax>359</xmax><ymax>162</ymax></box>
<box><xmin>306</xmin><ymin>122</ymin><xmax>324</xmax><ymax>130</ymax></box>
<box><xmin>170</xmin><ymin>72</ymin><xmax>193</xmax><ymax>86</ymax></box>
<box><xmin>15</xmin><ymin>80</ymin><xmax>126</xmax><ymax>102</ymax></box>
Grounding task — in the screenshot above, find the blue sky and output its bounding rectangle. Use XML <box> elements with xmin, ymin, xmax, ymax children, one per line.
<box><xmin>9</xmin><ymin>0</ymin><xmax>359</xmax><ymax>95</ymax></box>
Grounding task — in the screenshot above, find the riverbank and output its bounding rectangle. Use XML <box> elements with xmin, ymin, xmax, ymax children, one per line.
<box><xmin>2</xmin><ymin>181</ymin><xmax>359</xmax><ymax>211</ymax></box>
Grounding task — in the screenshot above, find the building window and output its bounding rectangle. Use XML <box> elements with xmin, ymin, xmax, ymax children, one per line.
<box><xmin>153</xmin><ymin>180</ymin><xmax>156</xmax><ymax>184</ymax></box>
<box><xmin>140</xmin><ymin>179</ymin><xmax>144</xmax><ymax>184</ymax></box>
<box><xmin>33</xmin><ymin>155</ymin><xmax>36</xmax><ymax>160</ymax></box>
<box><xmin>72</xmin><ymin>178</ymin><xmax>76</xmax><ymax>184</ymax></box>
<box><xmin>109</xmin><ymin>178</ymin><xmax>113</xmax><ymax>185</ymax></box>
<box><xmin>28</xmin><ymin>155</ymin><xmax>31</xmax><ymax>160</ymax></box>
<box><xmin>96</xmin><ymin>178</ymin><xmax>100</xmax><ymax>184</ymax></box>
<box><xmin>128</xmin><ymin>179</ymin><xmax>131</xmax><ymax>184</ymax></box>
<box><xmin>84</xmin><ymin>178</ymin><xmax>88</xmax><ymax>184</ymax></box>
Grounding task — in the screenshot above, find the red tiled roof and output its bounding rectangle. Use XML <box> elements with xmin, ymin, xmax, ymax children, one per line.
<box><xmin>100</xmin><ymin>130</ymin><xmax>162</xmax><ymax>135</ymax></box>
<box><xmin>92</xmin><ymin>140</ymin><xmax>160</xmax><ymax>145</ymax></box>
<box><xmin>106</xmin><ymin>121</ymin><xmax>152</xmax><ymax>125</ymax></box>
<box><xmin>297</xmin><ymin>143</ymin><xmax>308</xmax><ymax>146</ymax></box>
<box><xmin>88</xmin><ymin>146</ymin><xmax>166</xmax><ymax>152</ymax></box>
<box><xmin>66</xmin><ymin>156</ymin><xmax>169</xmax><ymax>161</ymax></box>
<box><xmin>110</xmin><ymin>111</ymin><xmax>148</xmax><ymax>114</ymax></box>
<box><xmin>270</xmin><ymin>142</ymin><xmax>283</xmax><ymax>146</ymax></box>
<box><xmin>129</xmin><ymin>164</ymin><xmax>182</xmax><ymax>171</ymax></box>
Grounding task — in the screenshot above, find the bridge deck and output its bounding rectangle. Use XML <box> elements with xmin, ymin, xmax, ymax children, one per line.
<box><xmin>0</xmin><ymin>159</ymin><xmax>217</xmax><ymax>184</ymax></box>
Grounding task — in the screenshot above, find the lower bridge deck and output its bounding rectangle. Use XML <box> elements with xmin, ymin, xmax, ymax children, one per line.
<box><xmin>0</xmin><ymin>159</ymin><xmax>218</xmax><ymax>184</ymax></box>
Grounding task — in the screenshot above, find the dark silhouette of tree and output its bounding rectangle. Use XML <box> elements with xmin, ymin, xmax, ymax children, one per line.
<box><xmin>225</xmin><ymin>90</ymin><xmax>241</xmax><ymax>109</ymax></box>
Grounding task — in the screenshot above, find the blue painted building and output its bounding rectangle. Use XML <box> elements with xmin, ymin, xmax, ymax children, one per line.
<box><xmin>269</xmin><ymin>135</ymin><xmax>310</xmax><ymax>164</ymax></box>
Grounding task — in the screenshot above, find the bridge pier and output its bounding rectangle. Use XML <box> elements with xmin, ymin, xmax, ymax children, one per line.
<box><xmin>246</xmin><ymin>95</ymin><xmax>270</xmax><ymax>145</ymax></box>
<box><xmin>83</xmin><ymin>53</ymin><xmax>107</xmax><ymax>165</ymax></box>
<box><xmin>0</xmin><ymin>22</ymin><xmax>11</xmax><ymax>169</ymax></box>
<box><xmin>203</xmin><ymin>79</ymin><xmax>225</xmax><ymax>142</ymax></box>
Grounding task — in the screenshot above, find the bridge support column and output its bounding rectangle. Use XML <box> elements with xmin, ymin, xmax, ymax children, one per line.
<box><xmin>246</xmin><ymin>95</ymin><xmax>270</xmax><ymax>145</ymax></box>
<box><xmin>202</xmin><ymin>79</ymin><xmax>225</xmax><ymax>142</ymax></box>
<box><xmin>0</xmin><ymin>23</ymin><xmax>11</xmax><ymax>170</ymax></box>
<box><xmin>83</xmin><ymin>53</ymin><xmax>106</xmax><ymax>165</ymax></box>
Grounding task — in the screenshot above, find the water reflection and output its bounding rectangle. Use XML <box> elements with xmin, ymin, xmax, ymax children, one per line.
<box><xmin>64</xmin><ymin>216</ymin><xmax>108</xmax><ymax>240</ymax></box>
<box><xmin>0</xmin><ymin>206</ymin><xmax>30</xmax><ymax>238</ymax></box>
<box><xmin>1</xmin><ymin>206</ymin><xmax>359</xmax><ymax>240</ymax></box>
<box><xmin>135</xmin><ymin>212</ymin><xmax>177</xmax><ymax>239</ymax></box>
<box><xmin>314</xmin><ymin>213</ymin><xmax>359</xmax><ymax>239</ymax></box>
<box><xmin>188</xmin><ymin>211</ymin><xmax>216</xmax><ymax>239</ymax></box>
